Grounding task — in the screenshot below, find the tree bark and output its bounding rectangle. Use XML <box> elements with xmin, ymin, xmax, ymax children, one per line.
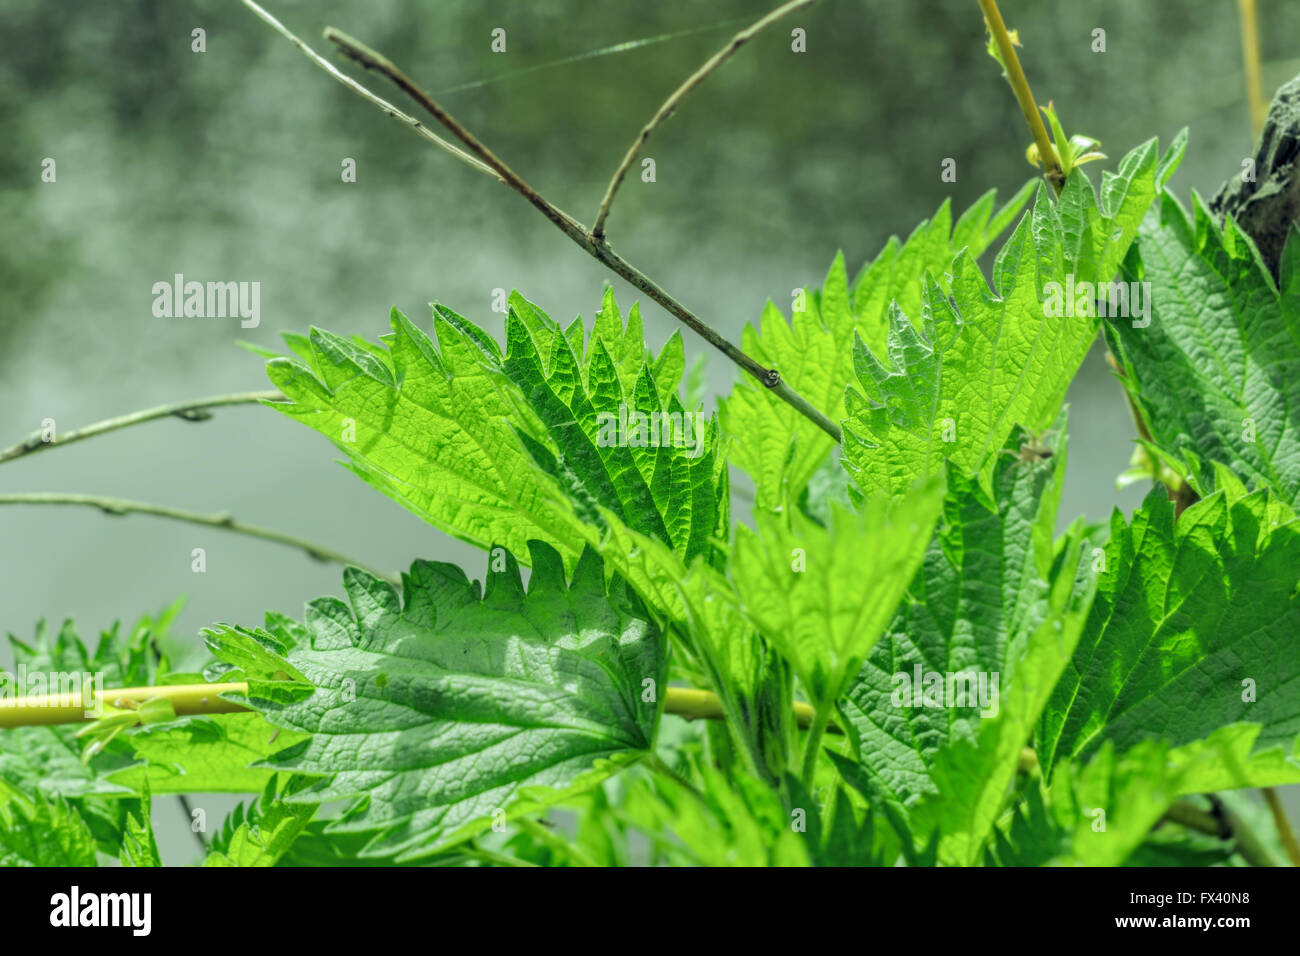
<box><xmin>1210</xmin><ymin>73</ymin><xmax>1300</xmax><ymax>282</ymax></box>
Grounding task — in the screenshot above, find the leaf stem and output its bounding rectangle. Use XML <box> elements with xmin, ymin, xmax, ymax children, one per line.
<box><xmin>1163</xmin><ymin>797</ymin><xmax>1279</xmax><ymax>867</ymax></box>
<box><xmin>464</xmin><ymin>846</ymin><xmax>540</xmax><ymax>868</ymax></box>
<box><xmin>1104</xmin><ymin>346</ymin><xmax>1199</xmax><ymax>515</ymax></box>
<box><xmin>0</xmin><ymin>680</ymin><xmax>830</xmax><ymax>735</ymax></box>
<box><xmin>0</xmin><ymin>493</ymin><xmax>396</xmax><ymax>585</ymax></box>
<box><xmin>977</xmin><ymin>0</ymin><xmax>1063</xmax><ymax>194</ymax></box>
<box><xmin>644</xmin><ymin>753</ymin><xmax>706</xmax><ymax>803</ymax></box>
<box><xmin>279</xmin><ymin>17</ymin><xmax>842</xmax><ymax>443</ymax></box>
<box><xmin>514</xmin><ymin>816</ymin><xmax>601</xmax><ymax>867</ymax></box>
<box><xmin>0</xmin><ymin>390</ymin><xmax>284</xmax><ymax>465</ymax></box>
<box><xmin>0</xmin><ymin>682</ymin><xmax>247</xmax><ymax>729</ymax></box>
<box><xmin>662</xmin><ymin>686</ymin><xmax>837</xmax><ymax>733</ymax></box>
<box><xmin>1261</xmin><ymin>786</ymin><xmax>1300</xmax><ymax>866</ymax></box>
<box><xmin>591</xmin><ymin>0</ymin><xmax>818</xmax><ymax>240</ymax></box>
<box><xmin>798</xmin><ymin>697</ymin><xmax>835</xmax><ymax>788</ymax></box>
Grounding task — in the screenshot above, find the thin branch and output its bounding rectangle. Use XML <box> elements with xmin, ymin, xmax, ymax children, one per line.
<box><xmin>0</xmin><ymin>493</ymin><xmax>396</xmax><ymax>585</ymax></box>
<box><xmin>1237</xmin><ymin>0</ymin><xmax>1267</xmax><ymax>138</ymax></box>
<box><xmin>1104</xmin><ymin>347</ymin><xmax>1200</xmax><ymax>516</ymax></box>
<box><xmin>176</xmin><ymin>794</ymin><xmax>210</xmax><ymax>855</ymax></box>
<box><xmin>978</xmin><ymin>0</ymin><xmax>1063</xmax><ymax>194</ymax></box>
<box><xmin>1162</xmin><ymin>797</ymin><xmax>1279</xmax><ymax>867</ymax></box>
<box><xmin>591</xmin><ymin>0</ymin><xmax>818</xmax><ymax>240</ymax></box>
<box><xmin>240</xmin><ymin>0</ymin><xmax>502</xmax><ymax>182</ymax></box>
<box><xmin>304</xmin><ymin>22</ymin><xmax>840</xmax><ymax>443</ymax></box>
<box><xmin>0</xmin><ymin>390</ymin><xmax>284</xmax><ymax>465</ymax></box>
<box><xmin>1261</xmin><ymin>786</ymin><xmax>1300</xmax><ymax>866</ymax></box>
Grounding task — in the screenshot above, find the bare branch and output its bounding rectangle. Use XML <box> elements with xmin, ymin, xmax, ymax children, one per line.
<box><xmin>0</xmin><ymin>390</ymin><xmax>284</xmax><ymax>465</ymax></box>
<box><xmin>317</xmin><ymin>25</ymin><xmax>842</xmax><ymax>443</ymax></box>
<box><xmin>240</xmin><ymin>0</ymin><xmax>502</xmax><ymax>182</ymax></box>
<box><xmin>0</xmin><ymin>492</ymin><xmax>397</xmax><ymax>585</ymax></box>
<box><xmin>592</xmin><ymin>0</ymin><xmax>818</xmax><ymax>240</ymax></box>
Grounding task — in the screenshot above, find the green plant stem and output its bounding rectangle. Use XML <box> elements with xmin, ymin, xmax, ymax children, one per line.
<box><xmin>306</xmin><ymin>22</ymin><xmax>840</xmax><ymax>444</ymax></box>
<box><xmin>515</xmin><ymin>816</ymin><xmax>601</xmax><ymax>867</ymax></box>
<box><xmin>0</xmin><ymin>680</ymin><xmax>826</xmax><ymax>737</ymax></box>
<box><xmin>1163</xmin><ymin>798</ymin><xmax>1278</xmax><ymax>867</ymax></box>
<box><xmin>1020</xmin><ymin>750</ymin><xmax>1278</xmax><ymax>866</ymax></box>
<box><xmin>1103</xmin><ymin>347</ymin><xmax>1200</xmax><ymax>515</ymax></box>
<box><xmin>591</xmin><ymin>0</ymin><xmax>818</xmax><ymax>239</ymax></box>
<box><xmin>1261</xmin><ymin>787</ymin><xmax>1300</xmax><ymax>866</ymax></box>
<box><xmin>978</xmin><ymin>0</ymin><xmax>1063</xmax><ymax>194</ymax></box>
<box><xmin>13</xmin><ymin>680</ymin><xmax>1278</xmax><ymax>866</ymax></box>
<box><xmin>665</xmin><ymin>686</ymin><xmax>840</xmax><ymax>736</ymax></box>
<box><xmin>464</xmin><ymin>846</ymin><xmax>540</xmax><ymax>868</ymax></box>
<box><xmin>644</xmin><ymin>754</ymin><xmax>707</xmax><ymax>804</ymax></box>
<box><xmin>1237</xmin><ymin>0</ymin><xmax>1266</xmax><ymax>138</ymax></box>
<box><xmin>0</xmin><ymin>682</ymin><xmax>248</xmax><ymax>729</ymax></box>
<box><xmin>0</xmin><ymin>493</ymin><xmax>396</xmax><ymax>585</ymax></box>
<box><xmin>799</xmin><ymin>697</ymin><xmax>835</xmax><ymax>788</ymax></box>
<box><xmin>0</xmin><ymin>390</ymin><xmax>284</xmax><ymax>464</ymax></box>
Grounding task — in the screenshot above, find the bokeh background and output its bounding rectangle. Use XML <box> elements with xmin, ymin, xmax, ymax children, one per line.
<box><xmin>3</xmin><ymin>0</ymin><xmax>1298</xmax><ymax>862</ymax></box>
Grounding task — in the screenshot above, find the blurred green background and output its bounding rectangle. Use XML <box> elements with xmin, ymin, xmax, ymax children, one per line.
<box><xmin>2</xmin><ymin>0</ymin><xmax>1297</xmax><ymax>862</ymax></box>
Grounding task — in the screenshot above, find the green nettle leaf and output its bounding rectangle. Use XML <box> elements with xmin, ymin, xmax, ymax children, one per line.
<box><xmin>0</xmin><ymin>615</ymin><xmax>288</xmax><ymax>799</ymax></box>
<box><xmin>1110</xmin><ymin>191</ymin><xmax>1300</xmax><ymax>507</ymax></box>
<box><xmin>0</xmin><ymin>617</ymin><xmax>167</xmax><ymax>803</ymax></box>
<box><xmin>204</xmin><ymin>777</ymin><xmax>317</xmax><ymax>867</ymax></box>
<box><xmin>264</xmin><ymin>290</ymin><xmax>724</xmax><ymax>577</ymax></box>
<box><xmin>120</xmin><ymin>787</ymin><xmax>161</xmax><ymax>867</ymax></box>
<box><xmin>499</xmin><ymin>288</ymin><xmax>725</xmax><ymax>563</ymax></box>
<box><xmin>989</xmin><ymin>739</ymin><xmax>1186</xmax><ymax>867</ymax></box>
<box><xmin>720</xmin><ymin>185</ymin><xmax>1035</xmax><ymax>511</ymax></box>
<box><xmin>731</xmin><ymin>474</ymin><xmax>945</xmax><ymax>709</ymax></box>
<box><xmin>0</xmin><ymin>785</ymin><xmax>98</xmax><ymax>867</ymax></box>
<box><xmin>6</xmin><ymin>616</ymin><xmax>154</xmax><ymax>691</ymax></box>
<box><xmin>1038</xmin><ymin>468</ymin><xmax>1300</xmax><ymax>785</ymax></box>
<box><xmin>1163</xmin><ymin>723</ymin><xmax>1300</xmax><ymax>793</ymax></box>
<box><xmin>206</xmin><ymin>543</ymin><xmax>666</xmax><ymax>859</ymax></box>
<box><xmin>843</xmin><ymin>140</ymin><xmax>1162</xmax><ymax>501</ymax></box>
<box><xmin>853</xmin><ymin>182</ymin><xmax>1040</xmax><ymax>355</ymax></box>
<box><xmin>105</xmin><ymin>713</ymin><xmax>307</xmax><ymax>795</ymax></box>
<box><xmin>0</xmin><ymin>725</ymin><xmax>129</xmax><ymax>800</ymax></box>
<box><xmin>837</xmin><ymin>417</ymin><xmax>1071</xmax><ymax>835</ymax></box>
<box><xmin>617</xmin><ymin>757</ymin><xmax>811</xmax><ymax>866</ymax></box>
<box><xmin>901</xmin><ymin>545</ymin><xmax>1093</xmax><ymax>866</ymax></box>
<box><xmin>264</xmin><ymin>306</ymin><xmax>593</xmax><ymax>568</ymax></box>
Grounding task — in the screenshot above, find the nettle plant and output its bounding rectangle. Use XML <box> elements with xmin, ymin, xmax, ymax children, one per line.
<box><xmin>3</xmin><ymin>0</ymin><xmax>1300</xmax><ymax>867</ymax></box>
